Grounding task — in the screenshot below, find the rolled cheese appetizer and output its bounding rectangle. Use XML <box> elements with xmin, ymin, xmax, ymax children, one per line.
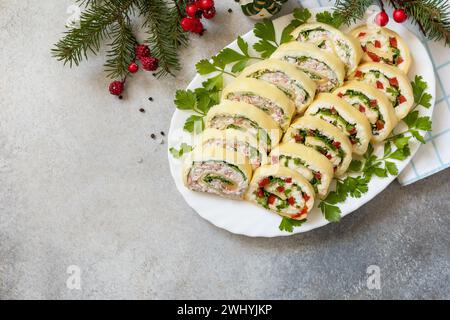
<box><xmin>283</xmin><ymin>115</ymin><xmax>352</xmax><ymax>176</ymax></box>
<box><xmin>269</xmin><ymin>143</ymin><xmax>333</xmax><ymax>199</ymax></box>
<box><xmin>271</xmin><ymin>42</ymin><xmax>345</xmax><ymax>92</ymax></box>
<box><xmin>204</xmin><ymin>101</ymin><xmax>282</xmax><ymax>151</ymax></box>
<box><xmin>198</xmin><ymin>128</ymin><xmax>268</xmax><ymax>169</ymax></box>
<box><xmin>222</xmin><ymin>78</ymin><xmax>295</xmax><ymax>131</ymax></box>
<box><xmin>305</xmin><ymin>93</ymin><xmax>372</xmax><ymax>155</ymax></box>
<box><xmin>351</xmin><ymin>25</ymin><xmax>412</xmax><ymax>73</ymax></box>
<box><xmin>333</xmin><ymin>81</ymin><xmax>397</xmax><ymax>142</ymax></box>
<box><xmin>183</xmin><ymin>146</ymin><xmax>252</xmax><ymax>200</ymax></box>
<box><xmin>238</xmin><ymin>59</ymin><xmax>317</xmax><ymax>114</ymax></box>
<box><xmin>245</xmin><ymin>165</ymin><xmax>315</xmax><ymax>220</ymax></box>
<box><xmin>350</xmin><ymin>62</ymin><xmax>414</xmax><ymax>120</ymax></box>
<box><xmin>291</xmin><ymin>22</ymin><xmax>363</xmax><ymax>75</ymax></box>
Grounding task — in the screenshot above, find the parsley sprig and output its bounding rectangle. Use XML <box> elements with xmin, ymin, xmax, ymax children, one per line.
<box><xmin>279</xmin><ymin>217</ymin><xmax>307</xmax><ymax>232</ymax></box>
<box><xmin>196</xmin><ymin>36</ymin><xmax>263</xmax><ymax>76</ymax></box>
<box><xmin>169</xmin><ymin>143</ymin><xmax>193</xmax><ymax>159</ymax></box>
<box><xmin>315</xmin><ymin>11</ymin><xmax>345</xmax><ymax>28</ymax></box>
<box><xmin>174</xmin><ymin>74</ymin><xmax>223</xmax><ymax>133</ymax></box>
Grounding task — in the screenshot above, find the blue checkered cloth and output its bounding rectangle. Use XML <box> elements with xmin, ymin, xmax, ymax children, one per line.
<box><xmin>297</xmin><ymin>0</ymin><xmax>450</xmax><ymax>185</ymax></box>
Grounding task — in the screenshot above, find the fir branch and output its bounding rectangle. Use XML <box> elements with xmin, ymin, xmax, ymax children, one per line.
<box><xmin>52</xmin><ymin>0</ymin><xmax>136</xmax><ymax>67</ymax></box>
<box><xmin>139</xmin><ymin>0</ymin><xmax>188</xmax><ymax>78</ymax></box>
<box><xmin>104</xmin><ymin>18</ymin><xmax>137</xmax><ymax>79</ymax></box>
<box><xmin>399</xmin><ymin>0</ymin><xmax>450</xmax><ymax>44</ymax></box>
<box><xmin>334</xmin><ymin>0</ymin><xmax>374</xmax><ymax>25</ymax></box>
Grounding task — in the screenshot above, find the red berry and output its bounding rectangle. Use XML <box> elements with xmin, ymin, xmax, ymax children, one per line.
<box><xmin>374</xmin><ymin>11</ymin><xmax>389</xmax><ymax>27</ymax></box>
<box><xmin>181</xmin><ymin>17</ymin><xmax>195</xmax><ymax>31</ymax></box>
<box><xmin>191</xmin><ymin>19</ymin><xmax>204</xmax><ymax>34</ymax></box>
<box><xmin>198</xmin><ymin>0</ymin><xmax>214</xmax><ymax>11</ymax></box>
<box><xmin>141</xmin><ymin>56</ymin><xmax>159</xmax><ymax>71</ymax></box>
<box><xmin>135</xmin><ymin>44</ymin><xmax>150</xmax><ymax>60</ymax></box>
<box><xmin>185</xmin><ymin>3</ymin><xmax>199</xmax><ymax>17</ymax></box>
<box><xmin>128</xmin><ymin>62</ymin><xmax>139</xmax><ymax>73</ymax></box>
<box><xmin>393</xmin><ymin>9</ymin><xmax>407</xmax><ymax>23</ymax></box>
<box><xmin>109</xmin><ymin>81</ymin><xmax>124</xmax><ymax>96</ymax></box>
<box><xmin>203</xmin><ymin>7</ymin><xmax>216</xmax><ymax>19</ymax></box>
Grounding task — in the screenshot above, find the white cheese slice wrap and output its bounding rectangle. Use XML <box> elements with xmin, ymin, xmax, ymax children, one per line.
<box><xmin>183</xmin><ymin>146</ymin><xmax>253</xmax><ymax>200</ymax></box>
<box><xmin>333</xmin><ymin>81</ymin><xmax>397</xmax><ymax>142</ymax></box>
<box><xmin>198</xmin><ymin>128</ymin><xmax>268</xmax><ymax>169</ymax></box>
<box><xmin>349</xmin><ymin>62</ymin><xmax>414</xmax><ymax>120</ymax></box>
<box><xmin>204</xmin><ymin>101</ymin><xmax>282</xmax><ymax>151</ymax></box>
<box><xmin>269</xmin><ymin>143</ymin><xmax>333</xmax><ymax>199</ymax></box>
<box><xmin>245</xmin><ymin>165</ymin><xmax>315</xmax><ymax>220</ymax></box>
<box><xmin>291</xmin><ymin>22</ymin><xmax>363</xmax><ymax>75</ymax></box>
<box><xmin>283</xmin><ymin>115</ymin><xmax>352</xmax><ymax>176</ymax></box>
<box><xmin>271</xmin><ymin>42</ymin><xmax>345</xmax><ymax>93</ymax></box>
<box><xmin>351</xmin><ymin>25</ymin><xmax>412</xmax><ymax>73</ymax></box>
<box><xmin>305</xmin><ymin>93</ymin><xmax>372</xmax><ymax>155</ymax></box>
<box><xmin>222</xmin><ymin>78</ymin><xmax>295</xmax><ymax>131</ymax></box>
<box><xmin>238</xmin><ymin>59</ymin><xmax>317</xmax><ymax>114</ymax></box>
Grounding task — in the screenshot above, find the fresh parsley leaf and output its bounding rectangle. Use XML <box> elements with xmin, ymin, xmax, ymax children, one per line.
<box><xmin>280</xmin><ymin>20</ymin><xmax>300</xmax><ymax>44</ymax></box>
<box><xmin>319</xmin><ymin>202</ymin><xmax>341</xmax><ymax>222</ymax></box>
<box><xmin>231</xmin><ymin>59</ymin><xmax>248</xmax><ymax>73</ymax></box>
<box><xmin>384</xmin><ymin>141</ymin><xmax>392</xmax><ymax>157</ymax></box>
<box><xmin>385</xmin><ymin>161</ymin><xmax>398</xmax><ymax>175</ymax></box>
<box><xmin>292</xmin><ymin>7</ymin><xmax>312</xmax><ymax>23</ymax></box>
<box><xmin>216</xmin><ymin>48</ymin><xmax>247</xmax><ymax>65</ymax></box>
<box><xmin>403</xmin><ymin>110</ymin><xmax>419</xmax><ymax>128</ymax></box>
<box><xmin>183</xmin><ymin>115</ymin><xmax>204</xmax><ymax>133</ymax></box>
<box><xmin>315</xmin><ymin>11</ymin><xmax>344</xmax><ymax>28</ymax></box>
<box><xmin>253</xmin><ymin>40</ymin><xmax>277</xmax><ymax>58</ymax></box>
<box><xmin>349</xmin><ymin>159</ymin><xmax>363</xmax><ymax>172</ymax></box>
<box><xmin>373</xmin><ymin>167</ymin><xmax>388</xmax><ymax>178</ymax></box>
<box><xmin>415</xmin><ymin>116</ymin><xmax>432</xmax><ymax>131</ymax></box>
<box><xmin>393</xmin><ymin>136</ymin><xmax>411</xmax><ymax>149</ymax></box>
<box><xmin>201</xmin><ymin>74</ymin><xmax>223</xmax><ymax>91</ymax></box>
<box><xmin>389</xmin><ymin>145</ymin><xmax>411</xmax><ymax>160</ymax></box>
<box><xmin>412</xmin><ymin>75</ymin><xmax>432</xmax><ymax>108</ymax></box>
<box><xmin>410</xmin><ymin>129</ymin><xmax>426</xmax><ymax>143</ymax></box>
<box><xmin>174</xmin><ymin>89</ymin><xmax>196</xmax><ymax>110</ymax></box>
<box><xmin>237</xmin><ymin>36</ymin><xmax>249</xmax><ymax>56</ymax></box>
<box><xmin>195</xmin><ymin>59</ymin><xmax>218</xmax><ymax>75</ymax></box>
<box><xmin>170</xmin><ymin>143</ymin><xmax>193</xmax><ymax>159</ymax></box>
<box><xmin>279</xmin><ymin>217</ymin><xmax>307</xmax><ymax>232</ymax></box>
<box><xmin>254</xmin><ymin>19</ymin><xmax>276</xmax><ymax>43</ymax></box>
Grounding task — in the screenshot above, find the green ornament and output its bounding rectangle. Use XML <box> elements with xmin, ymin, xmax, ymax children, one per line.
<box><xmin>240</xmin><ymin>0</ymin><xmax>288</xmax><ymax>20</ymax></box>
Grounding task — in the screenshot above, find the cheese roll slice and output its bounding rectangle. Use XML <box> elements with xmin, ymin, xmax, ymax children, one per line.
<box><xmin>291</xmin><ymin>22</ymin><xmax>363</xmax><ymax>75</ymax></box>
<box><xmin>271</xmin><ymin>42</ymin><xmax>345</xmax><ymax>93</ymax></box>
<box><xmin>333</xmin><ymin>81</ymin><xmax>397</xmax><ymax>142</ymax></box>
<box><xmin>269</xmin><ymin>143</ymin><xmax>333</xmax><ymax>199</ymax></box>
<box><xmin>245</xmin><ymin>165</ymin><xmax>315</xmax><ymax>220</ymax></box>
<box><xmin>205</xmin><ymin>101</ymin><xmax>282</xmax><ymax>151</ymax></box>
<box><xmin>222</xmin><ymin>78</ymin><xmax>295</xmax><ymax>131</ymax></box>
<box><xmin>199</xmin><ymin>128</ymin><xmax>268</xmax><ymax>169</ymax></box>
<box><xmin>305</xmin><ymin>93</ymin><xmax>372</xmax><ymax>155</ymax></box>
<box><xmin>183</xmin><ymin>146</ymin><xmax>252</xmax><ymax>200</ymax></box>
<box><xmin>350</xmin><ymin>62</ymin><xmax>414</xmax><ymax>120</ymax></box>
<box><xmin>238</xmin><ymin>59</ymin><xmax>317</xmax><ymax>114</ymax></box>
<box><xmin>283</xmin><ymin>115</ymin><xmax>352</xmax><ymax>176</ymax></box>
<box><xmin>351</xmin><ymin>25</ymin><xmax>412</xmax><ymax>73</ymax></box>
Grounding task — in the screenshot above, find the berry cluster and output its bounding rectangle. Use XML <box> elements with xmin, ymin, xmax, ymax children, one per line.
<box><xmin>109</xmin><ymin>44</ymin><xmax>159</xmax><ymax>96</ymax></box>
<box><xmin>180</xmin><ymin>0</ymin><xmax>216</xmax><ymax>35</ymax></box>
<box><xmin>375</xmin><ymin>8</ymin><xmax>407</xmax><ymax>27</ymax></box>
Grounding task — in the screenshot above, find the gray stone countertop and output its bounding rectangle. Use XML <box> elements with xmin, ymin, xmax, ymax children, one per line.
<box><xmin>0</xmin><ymin>1</ymin><xmax>448</xmax><ymax>299</ymax></box>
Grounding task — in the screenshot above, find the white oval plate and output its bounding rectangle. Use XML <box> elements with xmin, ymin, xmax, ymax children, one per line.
<box><xmin>168</xmin><ymin>8</ymin><xmax>436</xmax><ymax>237</ymax></box>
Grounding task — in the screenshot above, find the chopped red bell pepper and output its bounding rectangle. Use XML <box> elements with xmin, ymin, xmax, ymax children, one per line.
<box><xmin>359</xmin><ymin>105</ymin><xmax>366</xmax><ymax>113</ymax></box>
<box><xmin>337</xmin><ymin>92</ymin><xmax>343</xmax><ymax>98</ymax></box>
<box><xmin>389</xmin><ymin>77</ymin><xmax>399</xmax><ymax>87</ymax></box>
<box><xmin>332</xmin><ymin>141</ymin><xmax>341</xmax><ymax>148</ymax></box>
<box><xmin>285</xmin><ymin>177</ymin><xmax>292</xmax><ymax>183</ymax></box>
<box><xmin>367</xmin><ymin>51</ymin><xmax>381</xmax><ymax>62</ymax></box>
<box><xmin>355</xmin><ymin>70</ymin><xmax>363</xmax><ymax>78</ymax></box>
<box><xmin>326</xmin><ymin>154</ymin><xmax>332</xmax><ymax>160</ymax></box>
<box><xmin>348</xmin><ymin>127</ymin><xmax>357</xmax><ymax>135</ymax></box>
<box><xmin>369</xmin><ymin>99</ymin><xmax>378</xmax><ymax>107</ymax></box>
<box><xmin>276</xmin><ymin>186</ymin><xmax>285</xmax><ymax>193</ymax></box>
<box><xmin>314</xmin><ymin>172</ymin><xmax>322</xmax><ymax>180</ymax></box>
<box><xmin>362</xmin><ymin>45</ymin><xmax>367</xmax><ymax>52</ymax></box>
<box><xmin>396</xmin><ymin>56</ymin><xmax>404</xmax><ymax>65</ymax></box>
<box><xmin>294</xmin><ymin>134</ymin><xmax>303</xmax><ymax>142</ymax></box>
<box><xmin>258</xmin><ymin>177</ymin><xmax>270</xmax><ymax>188</ymax></box>
<box><xmin>399</xmin><ymin>95</ymin><xmax>407</xmax><ymax>103</ymax></box>
<box><xmin>287</xmin><ymin>197</ymin><xmax>295</xmax><ymax>205</ymax></box>
<box><xmin>376</xmin><ymin>80</ymin><xmax>384</xmax><ymax>89</ymax></box>
<box><xmin>358</xmin><ymin>32</ymin><xmax>366</xmax><ymax>37</ymax></box>
<box><xmin>389</xmin><ymin>37</ymin><xmax>397</xmax><ymax>48</ymax></box>
<box><xmin>268</xmin><ymin>194</ymin><xmax>276</xmax><ymax>205</ymax></box>
<box><xmin>257</xmin><ymin>188</ymin><xmax>264</xmax><ymax>198</ymax></box>
<box><xmin>331</xmin><ymin>107</ymin><xmax>337</xmax><ymax>114</ymax></box>
<box><xmin>376</xmin><ymin>120</ymin><xmax>385</xmax><ymax>130</ymax></box>
<box><xmin>303</xmin><ymin>193</ymin><xmax>310</xmax><ymax>202</ymax></box>
<box><xmin>374</xmin><ymin>40</ymin><xmax>381</xmax><ymax>48</ymax></box>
